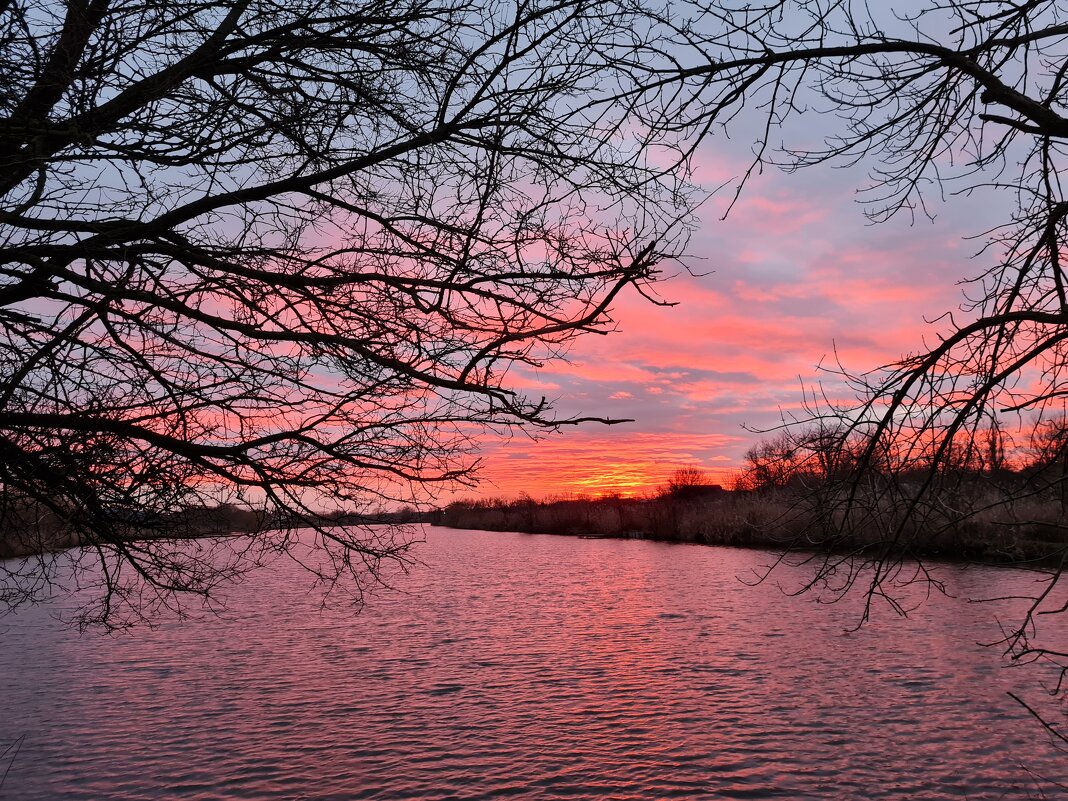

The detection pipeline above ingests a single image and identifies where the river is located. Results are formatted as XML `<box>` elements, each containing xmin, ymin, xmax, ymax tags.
<box><xmin>1</xmin><ymin>526</ymin><xmax>1065</xmax><ymax>799</ymax></box>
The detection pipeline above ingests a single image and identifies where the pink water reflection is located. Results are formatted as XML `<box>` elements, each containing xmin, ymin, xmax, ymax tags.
<box><xmin>0</xmin><ymin>527</ymin><xmax>1064</xmax><ymax>799</ymax></box>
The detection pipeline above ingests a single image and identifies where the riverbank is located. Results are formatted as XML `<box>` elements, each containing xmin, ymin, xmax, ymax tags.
<box><xmin>437</xmin><ymin>490</ymin><xmax>1068</xmax><ymax>566</ymax></box>
<box><xmin>4</xmin><ymin>488</ymin><xmax>1063</xmax><ymax>569</ymax></box>
<box><xmin>0</xmin><ymin>503</ymin><xmax>431</xmax><ymax>560</ymax></box>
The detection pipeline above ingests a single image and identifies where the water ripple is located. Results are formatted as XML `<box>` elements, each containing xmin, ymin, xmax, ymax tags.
<box><xmin>1</xmin><ymin>526</ymin><xmax>1065</xmax><ymax>799</ymax></box>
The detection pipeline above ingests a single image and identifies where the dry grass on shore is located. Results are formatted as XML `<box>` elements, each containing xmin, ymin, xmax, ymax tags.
<box><xmin>437</xmin><ymin>487</ymin><xmax>1068</xmax><ymax>567</ymax></box>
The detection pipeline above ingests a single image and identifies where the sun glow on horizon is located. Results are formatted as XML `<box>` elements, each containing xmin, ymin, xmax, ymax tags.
<box><xmin>469</xmin><ymin>430</ymin><xmax>739</xmax><ymax>501</ymax></box>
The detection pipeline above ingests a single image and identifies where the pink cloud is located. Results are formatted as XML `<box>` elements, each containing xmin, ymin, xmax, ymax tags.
<box><xmin>463</xmin><ymin>148</ymin><xmax>1011</xmax><ymax>500</ymax></box>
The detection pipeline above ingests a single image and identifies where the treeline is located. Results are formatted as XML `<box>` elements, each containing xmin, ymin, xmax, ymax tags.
<box><xmin>0</xmin><ymin>499</ymin><xmax>435</xmax><ymax>559</ymax></box>
<box><xmin>735</xmin><ymin>418</ymin><xmax>1068</xmax><ymax>495</ymax></box>
<box><xmin>731</xmin><ymin>419</ymin><xmax>1068</xmax><ymax>564</ymax></box>
<box><xmin>0</xmin><ymin>500</ymin><xmax>277</xmax><ymax>559</ymax></box>
<box><xmin>438</xmin><ymin>476</ymin><xmax>800</xmax><ymax>549</ymax></box>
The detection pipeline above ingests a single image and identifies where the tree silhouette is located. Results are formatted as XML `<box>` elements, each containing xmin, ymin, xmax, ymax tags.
<box><xmin>0</xmin><ymin>0</ymin><xmax>713</xmax><ymax>625</ymax></box>
<box><xmin>665</xmin><ymin>466</ymin><xmax>709</xmax><ymax>493</ymax></box>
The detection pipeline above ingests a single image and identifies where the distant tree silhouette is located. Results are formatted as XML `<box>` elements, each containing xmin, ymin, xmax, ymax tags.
<box><xmin>1025</xmin><ymin>415</ymin><xmax>1068</xmax><ymax>512</ymax></box>
<box><xmin>737</xmin><ymin>423</ymin><xmax>864</xmax><ymax>492</ymax></box>
<box><xmin>737</xmin><ymin>434</ymin><xmax>801</xmax><ymax>493</ymax></box>
<box><xmin>0</xmin><ymin>0</ymin><xmax>715</xmax><ymax>626</ymax></box>
<box><xmin>664</xmin><ymin>466</ymin><xmax>710</xmax><ymax>494</ymax></box>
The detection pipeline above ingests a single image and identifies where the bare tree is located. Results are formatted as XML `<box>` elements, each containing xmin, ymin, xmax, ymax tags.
<box><xmin>1024</xmin><ymin>414</ymin><xmax>1068</xmax><ymax>512</ymax></box>
<box><xmin>736</xmin><ymin>433</ymin><xmax>803</xmax><ymax>492</ymax></box>
<box><xmin>0</xmin><ymin>0</ymin><xmax>716</xmax><ymax>626</ymax></box>
<box><xmin>664</xmin><ymin>465</ymin><xmax>710</xmax><ymax>494</ymax></box>
<box><xmin>638</xmin><ymin>1</ymin><xmax>1068</xmax><ymax>740</ymax></box>
<box><xmin>737</xmin><ymin>423</ymin><xmax>864</xmax><ymax>492</ymax></box>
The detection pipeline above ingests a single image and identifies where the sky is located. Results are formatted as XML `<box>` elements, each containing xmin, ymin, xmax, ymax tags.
<box><xmin>468</xmin><ymin>134</ymin><xmax>1009</xmax><ymax>500</ymax></box>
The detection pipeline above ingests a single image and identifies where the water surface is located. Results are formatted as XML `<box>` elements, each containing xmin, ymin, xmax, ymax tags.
<box><xmin>1</xmin><ymin>527</ymin><xmax>1065</xmax><ymax>799</ymax></box>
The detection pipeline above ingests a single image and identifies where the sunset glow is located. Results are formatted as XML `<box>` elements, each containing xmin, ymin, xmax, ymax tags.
<box><xmin>477</xmin><ymin>431</ymin><xmax>741</xmax><ymax>499</ymax></box>
<box><xmin>472</xmin><ymin>157</ymin><xmax>1007</xmax><ymax>500</ymax></box>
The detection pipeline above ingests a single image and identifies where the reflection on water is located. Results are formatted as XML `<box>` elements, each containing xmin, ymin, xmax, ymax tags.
<box><xmin>1</xmin><ymin>526</ymin><xmax>1065</xmax><ymax>799</ymax></box>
